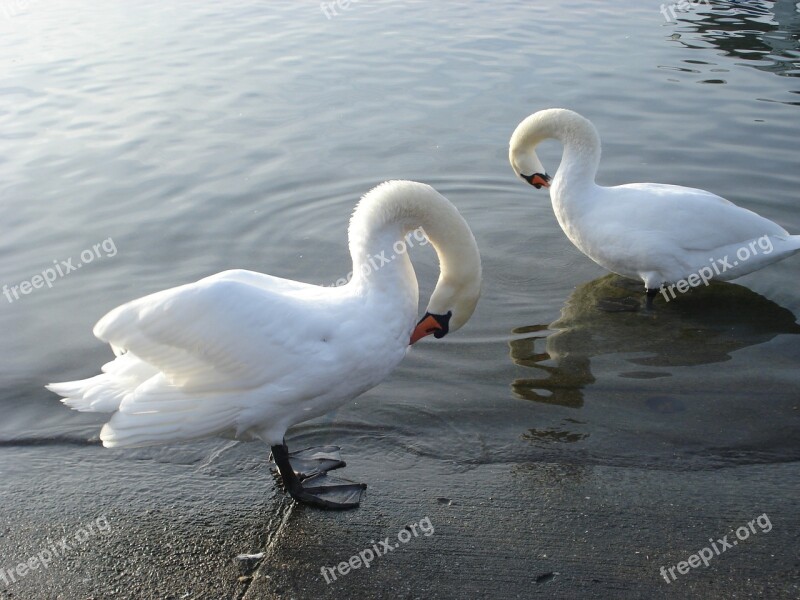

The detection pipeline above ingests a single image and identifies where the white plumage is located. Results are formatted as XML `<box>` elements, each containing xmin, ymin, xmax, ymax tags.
<box><xmin>509</xmin><ymin>108</ymin><xmax>800</xmax><ymax>291</ymax></box>
<box><xmin>47</xmin><ymin>181</ymin><xmax>482</xmax><ymax>459</ymax></box>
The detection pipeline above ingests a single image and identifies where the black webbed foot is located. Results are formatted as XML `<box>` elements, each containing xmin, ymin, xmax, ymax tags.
<box><xmin>286</xmin><ymin>445</ymin><xmax>346</xmax><ymax>480</ymax></box>
<box><xmin>270</xmin><ymin>443</ymin><xmax>366</xmax><ymax>510</ymax></box>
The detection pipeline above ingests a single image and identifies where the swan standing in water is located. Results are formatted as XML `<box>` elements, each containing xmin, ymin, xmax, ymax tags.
<box><xmin>47</xmin><ymin>180</ymin><xmax>482</xmax><ymax>509</ymax></box>
<box><xmin>509</xmin><ymin>108</ymin><xmax>800</xmax><ymax>306</ymax></box>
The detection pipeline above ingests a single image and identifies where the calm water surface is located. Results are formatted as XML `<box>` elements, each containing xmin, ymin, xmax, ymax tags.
<box><xmin>1</xmin><ymin>1</ymin><xmax>799</xmax><ymax>474</ymax></box>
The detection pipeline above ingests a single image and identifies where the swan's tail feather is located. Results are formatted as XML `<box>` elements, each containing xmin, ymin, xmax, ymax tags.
<box><xmin>48</xmin><ymin>329</ymin><xmax>268</xmax><ymax>447</ymax></box>
<box><xmin>772</xmin><ymin>234</ymin><xmax>800</xmax><ymax>258</ymax></box>
<box><xmin>46</xmin><ymin>375</ymin><xmax>129</xmax><ymax>413</ymax></box>
<box><xmin>49</xmin><ymin>353</ymin><xmax>253</xmax><ymax>448</ymax></box>
<box><xmin>46</xmin><ymin>352</ymin><xmax>159</xmax><ymax>413</ymax></box>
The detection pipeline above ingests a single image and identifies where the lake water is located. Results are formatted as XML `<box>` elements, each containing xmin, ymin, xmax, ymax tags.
<box><xmin>1</xmin><ymin>0</ymin><xmax>799</xmax><ymax>500</ymax></box>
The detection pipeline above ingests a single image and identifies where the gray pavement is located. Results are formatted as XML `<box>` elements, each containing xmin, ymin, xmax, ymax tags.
<box><xmin>1</xmin><ymin>436</ymin><xmax>798</xmax><ymax>599</ymax></box>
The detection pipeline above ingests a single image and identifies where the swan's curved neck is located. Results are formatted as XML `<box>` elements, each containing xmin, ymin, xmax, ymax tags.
<box><xmin>348</xmin><ymin>220</ymin><xmax>417</xmax><ymax>294</ymax></box>
<box><xmin>556</xmin><ymin>129</ymin><xmax>601</xmax><ymax>195</ymax></box>
<box><xmin>523</xmin><ymin>109</ymin><xmax>602</xmax><ymax>195</ymax></box>
<box><xmin>346</xmin><ymin>181</ymin><xmax>479</xmax><ymax>302</ymax></box>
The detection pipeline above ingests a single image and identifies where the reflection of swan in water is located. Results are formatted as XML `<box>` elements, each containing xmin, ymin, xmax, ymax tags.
<box><xmin>667</xmin><ymin>0</ymin><xmax>800</xmax><ymax>81</ymax></box>
<box><xmin>510</xmin><ymin>274</ymin><xmax>800</xmax><ymax>407</ymax></box>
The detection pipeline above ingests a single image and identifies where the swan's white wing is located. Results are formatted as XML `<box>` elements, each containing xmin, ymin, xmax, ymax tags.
<box><xmin>93</xmin><ymin>269</ymin><xmax>334</xmax><ymax>393</ymax></box>
<box><xmin>48</xmin><ymin>269</ymin><xmax>359</xmax><ymax>447</ymax></box>
<box><xmin>577</xmin><ymin>184</ymin><xmax>793</xmax><ymax>285</ymax></box>
<box><xmin>602</xmin><ymin>184</ymin><xmax>789</xmax><ymax>252</ymax></box>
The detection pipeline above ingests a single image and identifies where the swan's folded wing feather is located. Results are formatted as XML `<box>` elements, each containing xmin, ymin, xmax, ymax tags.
<box><xmin>93</xmin><ymin>270</ymin><xmax>328</xmax><ymax>392</ymax></box>
<box><xmin>606</xmin><ymin>184</ymin><xmax>789</xmax><ymax>252</ymax></box>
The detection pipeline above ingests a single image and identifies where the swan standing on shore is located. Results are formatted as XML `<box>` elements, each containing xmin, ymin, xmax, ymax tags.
<box><xmin>509</xmin><ymin>108</ymin><xmax>800</xmax><ymax>305</ymax></box>
<box><xmin>47</xmin><ymin>180</ymin><xmax>482</xmax><ymax>509</ymax></box>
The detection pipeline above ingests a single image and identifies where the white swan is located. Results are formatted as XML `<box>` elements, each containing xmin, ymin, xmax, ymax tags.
<box><xmin>46</xmin><ymin>180</ymin><xmax>482</xmax><ymax>509</ymax></box>
<box><xmin>509</xmin><ymin>108</ymin><xmax>800</xmax><ymax>304</ymax></box>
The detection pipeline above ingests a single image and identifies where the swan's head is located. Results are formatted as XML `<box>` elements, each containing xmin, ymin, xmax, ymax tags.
<box><xmin>508</xmin><ymin>108</ymin><xmax>572</xmax><ymax>190</ymax></box>
<box><xmin>510</xmin><ymin>108</ymin><xmax>601</xmax><ymax>190</ymax></box>
<box><xmin>509</xmin><ymin>118</ymin><xmax>551</xmax><ymax>190</ymax></box>
<box><xmin>410</xmin><ymin>272</ymin><xmax>481</xmax><ymax>344</ymax></box>
<box><xmin>402</xmin><ymin>183</ymin><xmax>482</xmax><ymax>344</ymax></box>
<box><xmin>349</xmin><ymin>180</ymin><xmax>481</xmax><ymax>345</ymax></box>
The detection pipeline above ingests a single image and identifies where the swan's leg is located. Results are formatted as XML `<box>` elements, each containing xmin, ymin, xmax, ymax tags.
<box><xmin>645</xmin><ymin>288</ymin><xmax>659</xmax><ymax>310</ymax></box>
<box><xmin>271</xmin><ymin>443</ymin><xmax>366</xmax><ymax>510</ymax></box>
<box><xmin>285</xmin><ymin>445</ymin><xmax>346</xmax><ymax>480</ymax></box>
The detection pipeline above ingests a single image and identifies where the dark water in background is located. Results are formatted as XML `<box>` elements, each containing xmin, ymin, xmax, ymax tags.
<box><xmin>0</xmin><ymin>0</ymin><xmax>798</xmax><ymax>474</ymax></box>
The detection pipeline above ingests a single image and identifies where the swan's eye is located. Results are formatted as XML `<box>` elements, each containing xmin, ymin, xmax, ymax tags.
<box><xmin>522</xmin><ymin>172</ymin><xmax>551</xmax><ymax>189</ymax></box>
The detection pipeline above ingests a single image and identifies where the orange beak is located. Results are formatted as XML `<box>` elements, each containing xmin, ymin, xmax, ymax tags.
<box><xmin>522</xmin><ymin>172</ymin><xmax>551</xmax><ymax>189</ymax></box>
<box><xmin>410</xmin><ymin>314</ymin><xmax>443</xmax><ymax>345</ymax></box>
